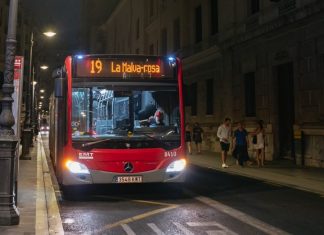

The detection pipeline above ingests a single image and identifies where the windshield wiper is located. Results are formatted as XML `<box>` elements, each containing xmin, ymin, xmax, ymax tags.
<box><xmin>162</xmin><ymin>130</ymin><xmax>176</xmax><ymax>138</ymax></box>
<box><xmin>81</xmin><ymin>138</ymin><xmax>111</xmax><ymax>147</ymax></box>
<box><xmin>142</xmin><ymin>133</ymin><xmax>171</xmax><ymax>149</ymax></box>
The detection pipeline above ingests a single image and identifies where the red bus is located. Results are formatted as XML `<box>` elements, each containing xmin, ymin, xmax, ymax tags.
<box><xmin>49</xmin><ymin>55</ymin><xmax>186</xmax><ymax>191</ymax></box>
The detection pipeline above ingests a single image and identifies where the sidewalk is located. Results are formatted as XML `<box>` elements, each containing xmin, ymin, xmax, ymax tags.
<box><xmin>0</xmin><ymin>136</ymin><xmax>63</xmax><ymax>235</ymax></box>
<box><xmin>188</xmin><ymin>151</ymin><xmax>324</xmax><ymax>196</ymax></box>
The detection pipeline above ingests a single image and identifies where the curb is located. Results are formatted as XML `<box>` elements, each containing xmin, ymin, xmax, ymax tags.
<box><xmin>37</xmin><ymin>137</ymin><xmax>64</xmax><ymax>235</ymax></box>
<box><xmin>189</xmin><ymin>160</ymin><xmax>324</xmax><ymax>197</ymax></box>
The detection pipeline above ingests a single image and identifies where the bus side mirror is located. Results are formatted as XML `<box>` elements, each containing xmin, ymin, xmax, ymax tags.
<box><xmin>55</xmin><ymin>77</ymin><xmax>65</xmax><ymax>98</ymax></box>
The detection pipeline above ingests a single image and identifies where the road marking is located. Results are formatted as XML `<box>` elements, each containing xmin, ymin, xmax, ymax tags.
<box><xmin>206</xmin><ymin>230</ymin><xmax>225</xmax><ymax>235</ymax></box>
<box><xmin>190</xmin><ymin>193</ymin><xmax>290</xmax><ymax>235</ymax></box>
<box><xmin>187</xmin><ymin>222</ymin><xmax>238</xmax><ymax>235</ymax></box>
<box><xmin>95</xmin><ymin>195</ymin><xmax>176</xmax><ymax>207</ymax></box>
<box><xmin>36</xmin><ymin>138</ymin><xmax>49</xmax><ymax>235</ymax></box>
<box><xmin>39</xmin><ymin>136</ymin><xmax>64</xmax><ymax>235</ymax></box>
<box><xmin>173</xmin><ymin>222</ymin><xmax>195</xmax><ymax>235</ymax></box>
<box><xmin>121</xmin><ymin>224</ymin><xmax>136</xmax><ymax>235</ymax></box>
<box><xmin>94</xmin><ymin>204</ymin><xmax>178</xmax><ymax>234</ymax></box>
<box><xmin>133</xmin><ymin>199</ymin><xmax>176</xmax><ymax>207</ymax></box>
<box><xmin>63</xmin><ymin>218</ymin><xmax>75</xmax><ymax>224</ymax></box>
<box><xmin>148</xmin><ymin>223</ymin><xmax>165</xmax><ymax>235</ymax></box>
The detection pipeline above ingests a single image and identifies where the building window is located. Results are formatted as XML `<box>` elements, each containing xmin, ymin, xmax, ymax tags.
<box><xmin>250</xmin><ymin>0</ymin><xmax>260</xmax><ymax>15</ymax></box>
<box><xmin>206</xmin><ymin>79</ymin><xmax>213</xmax><ymax>115</ymax></box>
<box><xmin>173</xmin><ymin>18</ymin><xmax>180</xmax><ymax>52</ymax></box>
<box><xmin>190</xmin><ymin>83</ymin><xmax>197</xmax><ymax>116</ymax></box>
<box><xmin>210</xmin><ymin>0</ymin><xmax>218</xmax><ymax>35</ymax></box>
<box><xmin>244</xmin><ymin>72</ymin><xmax>256</xmax><ymax>117</ymax></box>
<box><xmin>0</xmin><ymin>8</ymin><xmax>3</xmax><ymax>26</ymax></box>
<box><xmin>136</xmin><ymin>18</ymin><xmax>140</xmax><ymax>39</ymax></box>
<box><xmin>195</xmin><ymin>5</ymin><xmax>202</xmax><ymax>43</ymax></box>
<box><xmin>149</xmin><ymin>44</ymin><xmax>154</xmax><ymax>55</ymax></box>
<box><xmin>135</xmin><ymin>48</ymin><xmax>140</xmax><ymax>54</ymax></box>
<box><xmin>161</xmin><ymin>28</ymin><xmax>167</xmax><ymax>55</ymax></box>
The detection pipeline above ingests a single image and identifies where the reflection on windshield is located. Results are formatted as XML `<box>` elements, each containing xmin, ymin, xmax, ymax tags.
<box><xmin>71</xmin><ymin>87</ymin><xmax>180</xmax><ymax>143</ymax></box>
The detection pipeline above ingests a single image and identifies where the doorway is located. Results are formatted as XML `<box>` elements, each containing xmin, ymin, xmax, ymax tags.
<box><xmin>277</xmin><ymin>62</ymin><xmax>295</xmax><ymax>159</ymax></box>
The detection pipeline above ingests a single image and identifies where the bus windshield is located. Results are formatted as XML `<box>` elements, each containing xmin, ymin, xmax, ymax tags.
<box><xmin>71</xmin><ymin>85</ymin><xmax>180</xmax><ymax>149</ymax></box>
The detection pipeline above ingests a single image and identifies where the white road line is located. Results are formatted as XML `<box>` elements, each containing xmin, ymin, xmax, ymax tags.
<box><xmin>206</xmin><ymin>230</ymin><xmax>226</xmax><ymax>235</ymax></box>
<box><xmin>147</xmin><ymin>223</ymin><xmax>165</xmax><ymax>235</ymax></box>
<box><xmin>187</xmin><ymin>222</ymin><xmax>238</xmax><ymax>235</ymax></box>
<box><xmin>173</xmin><ymin>222</ymin><xmax>195</xmax><ymax>235</ymax></box>
<box><xmin>194</xmin><ymin>195</ymin><xmax>291</xmax><ymax>235</ymax></box>
<box><xmin>121</xmin><ymin>224</ymin><xmax>136</xmax><ymax>235</ymax></box>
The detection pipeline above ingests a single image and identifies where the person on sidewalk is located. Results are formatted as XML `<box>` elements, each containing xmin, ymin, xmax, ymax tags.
<box><xmin>217</xmin><ymin>117</ymin><xmax>232</xmax><ymax>168</ymax></box>
<box><xmin>193</xmin><ymin>122</ymin><xmax>204</xmax><ymax>154</ymax></box>
<box><xmin>185</xmin><ymin>123</ymin><xmax>192</xmax><ymax>154</ymax></box>
<box><xmin>232</xmin><ymin>121</ymin><xmax>250</xmax><ymax>167</ymax></box>
<box><xmin>252</xmin><ymin>120</ymin><xmax>265</xmax><ymax>167</ymax></box>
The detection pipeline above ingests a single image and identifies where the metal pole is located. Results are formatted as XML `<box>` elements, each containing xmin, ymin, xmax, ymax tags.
<box><xmin>25</xmin><ymin>32</ymin><xmax>33</xmax><ymax>127</ymax></box>
<box><xmin>21</xmin><ymin>32</ymin><xmax>34</xmax><ymax>160</ymax></box>
<box><xmin>0</xmin><ymin>0</ymin><xmax>20</xmax><ymax>225</ymax></box>
<box><xmin>31</xmin><ymin>67</ymin><xmax>35</xmax><ymax>131</ymax></box>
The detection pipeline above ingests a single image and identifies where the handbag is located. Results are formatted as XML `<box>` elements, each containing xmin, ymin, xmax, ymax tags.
<box><xmin>252</xmin><ymin>135</ymin><xmax>257</xmax><ymax>144</ymax></box>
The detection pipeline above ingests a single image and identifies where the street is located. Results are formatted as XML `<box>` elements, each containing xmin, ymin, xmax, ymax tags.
<box><xmin>41</xmin><ymin>136</ymin><xmax>324</xmax><ymax>235</ymax></box>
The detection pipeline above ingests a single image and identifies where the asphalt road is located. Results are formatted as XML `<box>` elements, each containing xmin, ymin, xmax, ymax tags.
<box><xmin>42</xmin><ymin>135</ymin><xmax>324</xmax><ymax>235</ymax></box>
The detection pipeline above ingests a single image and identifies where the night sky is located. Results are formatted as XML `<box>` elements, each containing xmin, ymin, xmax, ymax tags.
<box><xmin>20</xmin><ymin>0</ymin><xmax>118</xmax><ymax>109</ymax></box>
<box><xmin>21</xmin><ymin>0</ymin><xmax>83</xmax><ymax>109</ymax></box>
<box><xmin>22</xmin><ymin>0</ymin><xmax>82</xmax><ymax>53</ymax></box>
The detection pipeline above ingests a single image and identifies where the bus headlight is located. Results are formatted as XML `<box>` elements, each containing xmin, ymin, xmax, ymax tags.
<box><xmin>166</xmin><ymin>159</ymin><xmax>186</xmax><ymax>172</ymax></box>
<box><xmin>65</xmin><ymin>160</ymin><xmax>90</xmax><ymax>174</ymax></box>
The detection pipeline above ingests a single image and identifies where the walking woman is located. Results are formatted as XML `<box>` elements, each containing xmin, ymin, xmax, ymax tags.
<box><xmin>185</xmin><ymin>123</ymin><xmax>192</xmax><ymax>154</ymax></box>
<box><xmin>252</xmin><ymin>120</ymin><xmax>265</xmax><ymax>167</ymax></box>
<box><xmin>193</xmin><ymin>122</ymin><xmax>203</xmax><ymax>154</ymax></box>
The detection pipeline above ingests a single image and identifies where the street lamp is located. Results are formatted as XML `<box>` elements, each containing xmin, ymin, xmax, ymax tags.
<box><xmin>0</xmin><ymin>0</ymin><xmax>20</xmax><ymax>225</ymax></box>
<box><xmin>25</xmin><ymin>30</ymin><xmax>56</xmax><ymax>128</ymax></box>
<box><xmin>40</xmin><ymin>65</ymin><xmax>49</xmax><ymax>70</ymax></box>
<box><xmin>43</xmin><ymin>31</ymin><xmax>56</xmax><ymax>37</ymax></box>
<box><xmin>22</xmin><ymin>29</ymin><xmax>56</xmax><ymax>159</ymax></box>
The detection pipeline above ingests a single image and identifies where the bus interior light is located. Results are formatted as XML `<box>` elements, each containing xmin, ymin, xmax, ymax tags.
<box><xmin>166</xmin><ymin>159</ymin><xmax>186</xmax><ymax>172</ymax></box>
<box><xmin>65</xmin><ymin>160</ymin><xmax>90</xmax><ymax>174</ymax></box>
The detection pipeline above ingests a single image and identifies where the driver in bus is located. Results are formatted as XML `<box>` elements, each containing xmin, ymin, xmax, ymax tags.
<box><xmin>140</xmin><ymin>109</ymin><xmax>165</xmax><ymax>127</ymax></box>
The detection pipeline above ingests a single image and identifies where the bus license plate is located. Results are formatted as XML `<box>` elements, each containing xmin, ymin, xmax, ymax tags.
<box><xmin>115</xmin><ymin>176</ymin><xmax>143</xmax><ymax>183</ymax></box>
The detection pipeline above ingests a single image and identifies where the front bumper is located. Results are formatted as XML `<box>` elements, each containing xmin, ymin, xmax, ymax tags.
<box><xmin>62</xmin><ymin>168</ymin><xmax>186</xmax><ymax>185</ymax></box>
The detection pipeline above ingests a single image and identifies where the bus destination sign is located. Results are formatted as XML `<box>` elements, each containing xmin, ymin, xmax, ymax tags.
<box><xmin>74</xmin><ymin>56</ymin><xmax>175</xmax><ymax>79</ymax></box>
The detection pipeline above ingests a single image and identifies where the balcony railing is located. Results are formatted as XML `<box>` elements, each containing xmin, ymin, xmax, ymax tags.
<box><xmin>279</xmin><ymin>0</ymin><xmax>296</xmax><ymax>15</ymax></box>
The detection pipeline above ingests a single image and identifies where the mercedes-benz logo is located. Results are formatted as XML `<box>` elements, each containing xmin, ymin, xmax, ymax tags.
<box><xmin>124</xmin><ymin>162</ymin><xmax>133</xmax><ymax>172</ymax></box>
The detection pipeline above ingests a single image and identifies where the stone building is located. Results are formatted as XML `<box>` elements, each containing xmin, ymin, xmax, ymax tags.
<box><xmin>87</xmin><ymin>0</ymin><xmax>324</xmax><ymax>168</ymax></box>
<box><xmin>0</xmin><ymin>0</ymin><xmax>9</xmax><ymax>74</ymax></box>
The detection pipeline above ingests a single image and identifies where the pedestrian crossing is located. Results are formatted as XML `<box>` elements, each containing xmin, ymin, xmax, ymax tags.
<box><xmin>120</xmin><ymin>221</ymin><xmax>237</xmax><ymax>235</ymax></box>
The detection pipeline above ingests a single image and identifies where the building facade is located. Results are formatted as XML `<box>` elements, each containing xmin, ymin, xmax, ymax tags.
<box><xmin>0</xmin><ymin>0</ymin><xmax>9</xmax><ymax>74</ymax></box>
<box><xmin>90</xmin><ymin>0</ymin><xmax>324</xmax><ymax>168</ymax></box>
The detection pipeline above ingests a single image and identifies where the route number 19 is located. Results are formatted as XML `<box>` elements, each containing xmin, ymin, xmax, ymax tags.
<box><xmin>90</xmin><ymin>59</ymin><xmax>103</xmax><ymax>74</ymax></box>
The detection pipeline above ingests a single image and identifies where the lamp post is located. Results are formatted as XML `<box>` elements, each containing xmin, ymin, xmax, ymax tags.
<box><xmin>0</xmin><ymin>0</ymin><xmax>20</xmax><ymax>225</ymax></box>
<box><xmin>22</xmin><ymin>30</ymin><xmax>56</xmax><ymax>159</ymax></box>
<box><xmin>31</xmin><ymin>79</ymin><xmax>37</xmax><ymax>134</ymax></box>
<box><xmin>21</xmin><ymin>33</ymin><xmax>34</xmax><ymax>159</ymax></box>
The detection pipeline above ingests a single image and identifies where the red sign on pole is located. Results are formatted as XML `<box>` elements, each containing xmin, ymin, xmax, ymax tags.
<box><xmin>13</xmin><ymin>56</ymin><xmax>24</xmax><ymax>137</ymax></box>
